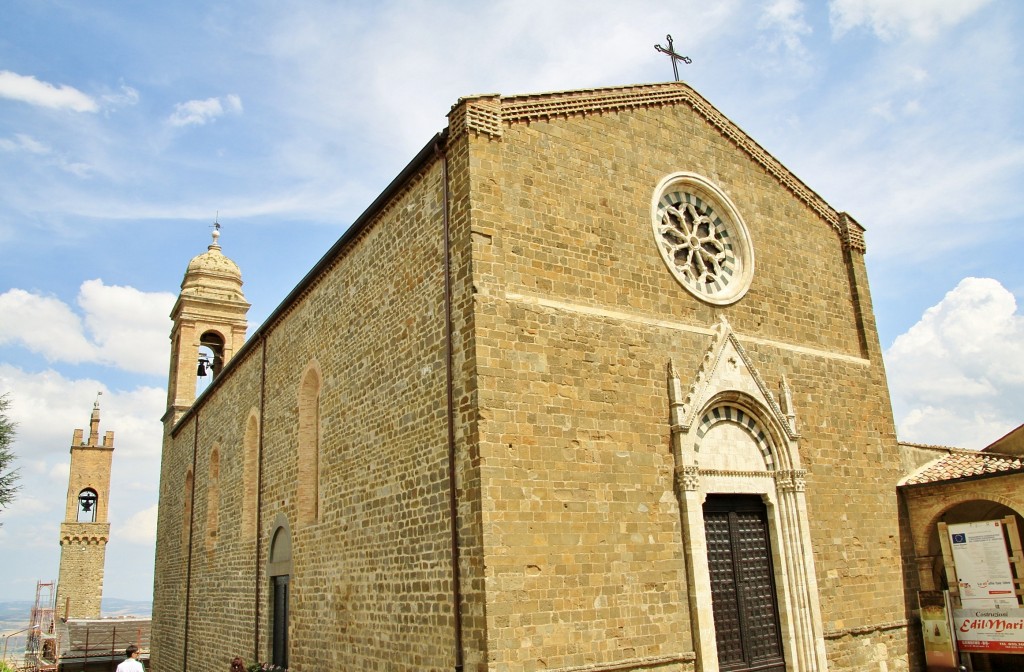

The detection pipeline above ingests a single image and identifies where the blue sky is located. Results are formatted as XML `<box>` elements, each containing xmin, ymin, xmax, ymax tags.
<box><xmin>0</xmin><ymin>0</ymin><xmax>1021</xmax><ymax>603</ymax></box>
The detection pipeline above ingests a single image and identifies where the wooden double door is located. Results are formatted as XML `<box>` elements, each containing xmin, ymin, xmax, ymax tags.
<box><xmin>704</xmin><ymin>495</ymin><xmax>786</xmax><ymax>672</ymax></box>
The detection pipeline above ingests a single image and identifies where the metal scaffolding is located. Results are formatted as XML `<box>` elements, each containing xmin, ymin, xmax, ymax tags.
<box><xmin>24</xmin><ymin>581</ymin><xmax>57</xmax><ymax>672</ymax></box>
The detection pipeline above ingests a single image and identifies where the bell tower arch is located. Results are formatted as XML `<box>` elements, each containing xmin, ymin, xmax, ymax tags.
<box><xmin>56</xmin><ymin>394</ymin><xmax>114</xmax><ymax>620</ymax></box>
<box><xmin>165</xmin><ymin>224</ymin><xmax>250</xmax><ymax>424</ymax></box>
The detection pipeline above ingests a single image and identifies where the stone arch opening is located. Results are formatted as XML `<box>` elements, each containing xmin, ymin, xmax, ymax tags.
<box><xmin>76</xmin><ymin>488</ymin><xmax>99</xmax><ymax>523</ymax></box>
<box><xmin>924</xmin><ymin>499</ymin><xmax>1024</xmax><ymax>592</ymax></box>
<box><xmin>198</xmin><ymin>330</ymin><xmax>226</xmax><ymax>378</ymax></box>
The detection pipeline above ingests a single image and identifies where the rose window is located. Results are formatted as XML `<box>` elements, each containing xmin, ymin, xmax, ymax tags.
<box><xmin>651</xmin><ymin>173</ymin><xmax>754</xmax><ymax>305</ymax></box>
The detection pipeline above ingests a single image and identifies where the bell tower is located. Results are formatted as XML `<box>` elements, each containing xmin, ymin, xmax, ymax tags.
<box><xmin>164</xmin><ymin>224</ymin><xmax>250</xmax><ymax>425</ymax></box>
<box><xmin>56</xmin><ymin>394</ymin><xmax>114</xmax><ymax>620</ymax></box>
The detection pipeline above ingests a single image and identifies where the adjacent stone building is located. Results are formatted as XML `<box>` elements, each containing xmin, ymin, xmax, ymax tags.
<box><xmin>899</xmin><ymin>428</ymin><xmax>1024</xmax><ymax>672</ymax></box>
<box><xmin>151</xmin><ymin>82</ymin><xmax>916</xmax><ymax>672</ymax></box>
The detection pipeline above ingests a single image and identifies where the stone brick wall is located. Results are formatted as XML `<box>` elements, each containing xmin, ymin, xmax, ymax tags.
<box><xmin>153</xmin><ymin>154</ymin><xmax>467</xmax><ymax>672</ymax></box>
<box><xmin>56</xmin><ymin>522</ymin><xmax>109</xmax><ymax>619</ymax></box>
<box><xmin>461</xmin><ymin>86</ymin><xmax>908</xmax><ymax>671</ymax></box>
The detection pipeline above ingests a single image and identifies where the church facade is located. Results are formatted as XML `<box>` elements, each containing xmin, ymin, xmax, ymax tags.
<box><xmin>151</xmin><ymin>83</ymin><xmax>916</xmax><ymax>672</ymax></box>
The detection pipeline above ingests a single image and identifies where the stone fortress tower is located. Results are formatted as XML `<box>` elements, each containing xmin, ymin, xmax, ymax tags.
<box><xmin>164</xmin><ymin>224</ymin><xmax>250</xmax><ymax>425</ymax></box>
<box><xmin>56</xmin><ymin>394</ymin><xmax>114</xmax><ymax>620</ymax></box>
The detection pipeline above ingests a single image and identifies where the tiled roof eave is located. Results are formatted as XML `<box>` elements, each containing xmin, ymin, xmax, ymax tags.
<box><xmin>900</xmin><ymin>462</ymin><xmax>1024</xmax><ymax>489</ymax></box>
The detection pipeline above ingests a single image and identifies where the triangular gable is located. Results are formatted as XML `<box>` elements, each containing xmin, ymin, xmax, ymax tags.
<box><xmin>670</xmin><ymin>316</ymin><xmax>797</xmax><ymax>440</ymax></box>
<box><xmin>448</xmin><ymin>82</ymin><xmax>865</xmax><ymax>253</ymax></box>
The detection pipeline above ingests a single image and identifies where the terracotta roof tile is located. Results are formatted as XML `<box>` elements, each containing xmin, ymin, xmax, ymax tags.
<box><xmin>902</xmin><ymin>451</ymin><xmax>1024</xmax><ymax>486</ymax></box>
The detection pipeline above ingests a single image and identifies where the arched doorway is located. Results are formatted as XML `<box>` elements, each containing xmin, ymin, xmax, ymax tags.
<box><xmin>268</xmin><ymin>518</ymin><xmax>292</xmax><ymax>669</ymax></box>
<box><xmin>667</xmin><ymin>326</ymin><xmax>829</xmax><ymax>672</ymax></box>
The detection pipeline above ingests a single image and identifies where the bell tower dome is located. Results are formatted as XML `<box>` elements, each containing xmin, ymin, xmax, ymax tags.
<box><xmin>164</xmin><ymin>224</ymin><xmax>250</xmax><ymax>424</ymax></box>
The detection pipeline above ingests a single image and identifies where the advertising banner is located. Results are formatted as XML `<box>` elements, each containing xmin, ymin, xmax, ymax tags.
<box><xmin>919</xmin><ymin>590</ymin><xmax>958</xmax><ymax>671</ymax></box>
<box><xmin>953</xmin><ymin>607</ymin><xmax>1024</xmax><ymax>654</ymax></box>
<box><xmin>947</xmin><ymin>520</ymin><xmax>1017</xmax><ymax>608</ymax></box>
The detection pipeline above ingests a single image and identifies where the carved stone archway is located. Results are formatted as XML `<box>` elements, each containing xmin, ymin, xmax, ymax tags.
<box><xmin>668</xmin><ymin>318</ymin><xmax>828</xmax><ymax>672</ymax></box>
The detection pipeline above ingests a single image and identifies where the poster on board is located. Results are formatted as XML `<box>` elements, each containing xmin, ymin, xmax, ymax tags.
<box><xmin>947</xmin><ymin>520</ymin><xmax>1017</xmax><ymax>609</ymax></box>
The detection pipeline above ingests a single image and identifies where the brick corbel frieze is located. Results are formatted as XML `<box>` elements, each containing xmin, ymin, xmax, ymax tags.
<box><xmin>61</xmin><ymin>533</ymin><xmax>109</xmax><ymax>545</ymax></box>
<box><xmin>447</xmin><ymin>83</ymin><xmax>866</xmax><ymax>253</ymax></box>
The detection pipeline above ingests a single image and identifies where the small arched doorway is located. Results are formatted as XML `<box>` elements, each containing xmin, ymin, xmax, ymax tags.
<box><xmin>268</xmin><ymin>518</ymin><xmax>292</xmax><ymax>669</ymax></box>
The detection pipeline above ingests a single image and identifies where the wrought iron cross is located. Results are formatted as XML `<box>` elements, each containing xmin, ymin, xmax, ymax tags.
<box><xmin>654</xmin><ymin>34</ymin><xmax>692</xmax><ymax>81</ymax></box>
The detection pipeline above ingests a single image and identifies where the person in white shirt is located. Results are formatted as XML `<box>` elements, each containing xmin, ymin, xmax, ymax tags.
<box><xmin>115</xmin><ymin>644</ymin><xmax>144</xmax><ymax>672</ymax></box>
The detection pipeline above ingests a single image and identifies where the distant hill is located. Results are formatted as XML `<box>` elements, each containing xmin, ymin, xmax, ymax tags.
<box><xmin>0</xmin><ymin>598</ymin><xmax>151</xmax><ymax>637</ymax></box>
<box><xmin>100</xmin><ymin>598</ymin><xmax>152</xmax><ymax>618</ymax></box>
<box><xmin>1</xmin><ymin>598</ymin><xmax>151</xmax><ymax>663</ymax></box>
<box><xmin>1</xmin><ymin>601</ymin><xmax>33</xmax><ymax>663</ymax></box>
<box><xmin>0</xmin><ymin>600</ymin><xmax>33</xmax><ymax>633</ymax></box>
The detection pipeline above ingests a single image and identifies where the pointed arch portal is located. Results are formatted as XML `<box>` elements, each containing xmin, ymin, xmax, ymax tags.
<box><xmin>668</xmin><ymin>319</ymin><xmax>829</xmax><ymax>672</ymax></box>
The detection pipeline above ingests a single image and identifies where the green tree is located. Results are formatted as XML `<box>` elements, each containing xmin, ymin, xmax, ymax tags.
<box><xmin>0</xmin><ymin>393</ymin><xmax>20</xmax><ymax>517</ymax></box>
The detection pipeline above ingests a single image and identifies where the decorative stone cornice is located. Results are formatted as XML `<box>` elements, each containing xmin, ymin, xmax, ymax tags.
<box><xmin>775</xmin><ymin>469</ymin><xmax>807</xmax><ymax>492</ymax></box>
<box><xmin>839</xmin><ymin>212</ymin><xmax>866</xmax><ymax>253</ymax></box>
<box><xmin>449</xmin><ymin>94</ymin><xmax>503</xmax><ymax>139</ymax></box>
<box><xmin>824</xmin><ymin>619</ymin><xmax>909</xmax><ymax>639</ymax></box>
<box><xmin>447</xmin><ymin>82</ymin><xmax>864</xmax><ymax>251</ymax></box>
<box><xmin>61</xmin><ymin>534</ymin><xmax>109</xmax><ymax>545</ymax></box>
<box><xmin>676</xmin><ymin>465</ymin><xmax>700</xmax><ymax>491</ymax></box>
<box><xmin>699</xmin><ymin>468</ymin><xmax>774</xmax><ymax>480</ymax></box>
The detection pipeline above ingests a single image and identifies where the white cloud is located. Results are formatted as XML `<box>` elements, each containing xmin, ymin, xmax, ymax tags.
<box><xmin>830</xmin><ymin>0</ymin><xmax>994</xmax><ymax>41</ymax></box>
<box><xmin>101</xmin><ymin>82</ymin><xmax>140</xmax><ymax>108</ymax></box>
<box><xmin>759</xmin><ymin>0</ymin><xmax>813</xmax><ymax>64</ymax></box>
<box><xmin>0</xmin><ymin>70</ymin><xmax>98</xmax><ymax>112</ymax></box>
<box><xmin>261</xmin><ymin>1</ymin><xmax>735</xmax><ymax>158</ymax></box>
<box><xmin>77</xmin><ymin>279</ymin><xmax>176</xmax><ymax>375</ymax></box>
<box><xmin>0</xmin><ymin>366</ymin><xmax>165</xmax><ymax>462</ymax></box>
<box><xmin>0</xmin><ymin>288</ymin><xmax>100</xmax><ymax>363</ymax></box>
<box><xmin>113</xmin><ymin>504</ymin><xmax>158</xmax><ymax>546</ymax></box>
<box><xmin>50</xmin><ymin>461</ymin><xmax>70</xmax><ymax>482</ymax></box>
<box><xmin>885</xmin><ymin>277</ymin><xmax>1024</xmax><ymax>448</ymax></box>
<box><xmin>0</xmin><ymin>133</ymin><xmax>50</xmax><ymax>155</ymax></box>
<box><xmin>0</xmin><ymin>280</ymin><xmax>174</xmax><ymax>375</ymax></box>
<box><xmin>168</xmin><ymin>94</ymin><xmax>244</xmax><ymax>127</ymax></box>
<box><xmin>0</xmin><ymin>133</ymin><xmax>95</xmax><ymax>179</ymax></box>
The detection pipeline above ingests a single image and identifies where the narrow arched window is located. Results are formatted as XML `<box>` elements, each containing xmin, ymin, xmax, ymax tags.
<box><xmin>77</xmin><ymin>488</ymin><xmax>98</xmax><ymax>522</ymax></box>
<box><xmin>297</xmin><ymin>364</ymin><xmax>321</xmax><ymax>527</ymax></box>
<box><xmin>183</xmin><ymin>469</ymin><xmax>194</xmax><ymax>548</ymax></box>
<box><xmin>242</xmin><ymin>411</ymin><xmax>259</xmax><ymax>539</ymax></box>
<box><xmin>205</xmin><ymin>446</ymin><xmax>220</xmax><ymax>556</ymax></box>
